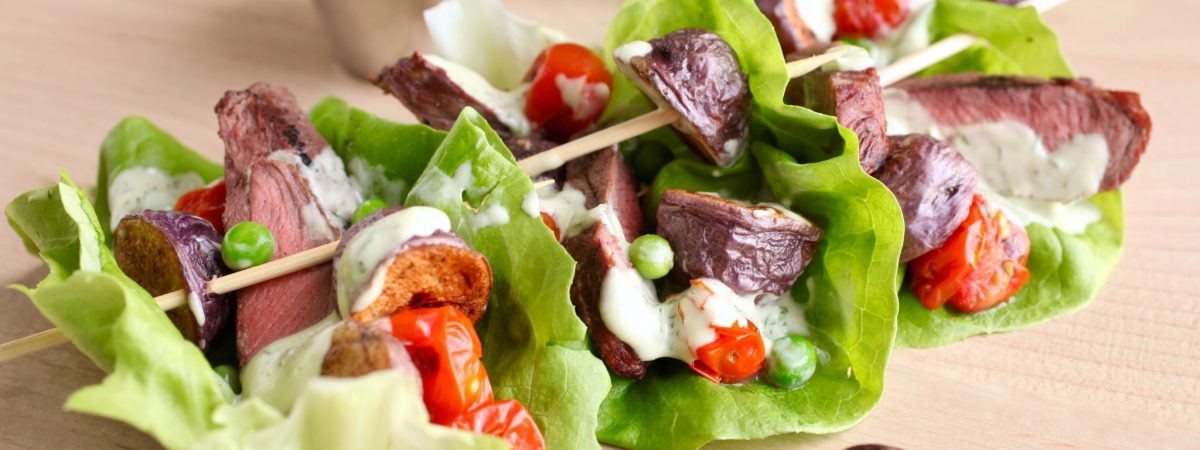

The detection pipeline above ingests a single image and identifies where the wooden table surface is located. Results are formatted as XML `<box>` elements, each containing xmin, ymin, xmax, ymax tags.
<box><xmin>1</xmin><ymin>0</ymin><xmax>1197</xmax><ymax>448</ymax></box>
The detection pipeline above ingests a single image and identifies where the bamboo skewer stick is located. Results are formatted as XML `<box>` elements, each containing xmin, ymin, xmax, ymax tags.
<box><xmin>0</xmin><ymin>9</ymin><xmax>1064</xmax><ymax>362</ymax></box>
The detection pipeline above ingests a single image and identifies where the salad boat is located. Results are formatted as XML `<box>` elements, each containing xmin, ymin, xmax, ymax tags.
<box><xmin>0</xmin><ymin>0</ymin><xmax>1150</xmax><ymax>449</ymax></box>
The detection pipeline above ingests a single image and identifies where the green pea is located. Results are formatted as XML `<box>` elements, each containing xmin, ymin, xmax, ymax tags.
<box><xmin>766</xmin><ymin>335</ymin><xmax>818</xmax><ymax>390</ymax></box>
<box><xmin>631</xmin><ymin>141</ymin><xmax>675</xmax><ymax>183</ymax></box>
<box><xmin>353</xmin><ymin>198</ymin><xmax>389</xmax><ymax>224</ymax></box>
<box><xmin>629</xmin><ymin>234</ymin><xmax>674</xmax><ymax>280</ymax></box>
<box><xmin>221</xmin><ymin>222</ymin><xmax>276</xmax><ymax>271</ymax></box>
<box><xmin>214</xmin><ymin>364</ymin><xmax>241</xmax><ymax>394</ymax></box>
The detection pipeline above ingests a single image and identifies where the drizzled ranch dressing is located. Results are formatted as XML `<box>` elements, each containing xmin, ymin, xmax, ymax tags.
<box><xmin>107</xmin><ymin>167</ymin><xmax>206</xmax><ymax>230</ymax></box>
<box><xmin>884</xmin><ymin>90</ymin><xmax>1107</xmax><ymax>234</ymax></box>
<box><xmin>242</xmin><ymin>314</ymin><xmax>341</xmax><ymax>412</ymax></box>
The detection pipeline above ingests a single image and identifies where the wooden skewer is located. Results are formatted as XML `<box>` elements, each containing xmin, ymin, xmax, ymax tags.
<box><xmin>0</xmin><ymin>9</ymin><xmax>1067</xmax><ymax>362</ymax></box>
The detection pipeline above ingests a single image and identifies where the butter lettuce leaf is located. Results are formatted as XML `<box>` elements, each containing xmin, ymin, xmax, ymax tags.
<box><xmin>94</xmin><ymin>117</ymin><xmax>224</xmax><ymax>233</ymax></box>
<box><xmin>922</xmin><ymin>0</ymin><xmax>1073</xmax><ymax>77</ymax></box>
<box><xmin>315</xmin><ymin>103</ymin><xmax>610</xmax><ymax>450</ymax></box>
<box><xmin>597</xmin><ymin>1</ymin><xmax>904</xmax><ymax>449</ymax></box>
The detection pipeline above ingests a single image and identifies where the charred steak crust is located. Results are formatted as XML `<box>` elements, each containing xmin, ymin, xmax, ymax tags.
<box><xmin>789</xmin><ymin>68</ymin><xmax>890</xmax><ymax>173</ymax></box>
<box><xmin>756</xmin><ymin>0</ymin><xmax>821</xmax><ymax>56</ymax></box>
<box><xmin>617</xmin><ymin>28</ymin><xmax>751</xmax><ymax>167</ymax></box>
<box><xmin>894</xmin><ymin>73</ymin><xmax>1152</xmax><ymax>192</ymax></box>
<box><xmin>563</xmin><ymin>146</ymin><xmax>644</xmax><ymax>241</ymax></box>
<box><xmin>374</xmin><ymin>52</ymin><xmax>512</xmax><ymax>134</ymax></box>
<box><xmin>874</xmin><ymin>134</ymin><xmax>978</xmax><ymax>262</ymax></box>
<box><xmin>216</xmin><ymin>82</ymin><xmax>330</xmax><ymax>193</ymax></box>
<box><xmin>656</xmin><ymin>190</ymin><xmax>822</xmax><ymax>296</ymax></box>
<box><xmin>563</xmin><ymin>222</ymin><xmax>648</xmax><ymax>379</ymax></box>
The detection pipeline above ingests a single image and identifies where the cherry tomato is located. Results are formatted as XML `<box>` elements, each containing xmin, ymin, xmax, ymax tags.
<box><xmin>947</xmin><ymin>205</ymin><xmax>1030</xmax><ymax>313</ymax></box>
<box><xmin>539</xmin><ymin>211</ymin><xmax>561</xmax><ymax>241</ymax></box>
<box><xmin>834</xmin><ymin>0</ymin><xmax>911</xmax><ymax>39</ymax></box>
<box><xmin>691</xmin><ymin>321</ymin><xmax>766</xmax><ymax>384</ymax></box>
<box><xmin>451</xmin><ymin>400</ymin><xmax>546</xmax><ymax>450</ymax></box>
<box><xmin>910</xmin><ymin>195</ymin><xmax>1032</xmax><ymax>313</ymax></box>
<box><xmin>524</xmin><ymin>43</ymin><xmax>613</xmax><ymax>141</ymax></box>
<box><xmin>174</xmin><ymin>181</ymin><xmax>226</xmax><ymax>233</ymax></box>
<box><xmin>390</xmin><ymin>306</ymin><xmax>494</xmax><ymax>425</ymax></box>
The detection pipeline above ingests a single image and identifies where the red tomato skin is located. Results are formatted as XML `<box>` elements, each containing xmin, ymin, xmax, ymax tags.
<box><xmin>523</xmin><ymin>43</ymin><xmax>613</xmax><ymax>141</ymax></box>
<box><xmin>450</xmin><ymin>400</ymin><xmax>546</xmax><ymax>450</ymax></box>
<box><xmin>910</xmin><ymin>195</ymin><xmax>1033</xmax><ymax>313</ymax></box>
<box><xmin>174</xmin><ymin>181</ymin><xmax>226</xmax><ymax>233</ymax></box>
<box><xmin>390</xmin><ymin>306</ymin><xmax>494</xmax><ymax>425</ymax></box>
<box><xmin>691</xmin><ymin>322</ymin><xmax>766</xmax><ymax>384</ymax></box>
<box><xmin>834</xmin><ymin>0</ymin><xmax>911</xmax><ymax>39</ymax></box>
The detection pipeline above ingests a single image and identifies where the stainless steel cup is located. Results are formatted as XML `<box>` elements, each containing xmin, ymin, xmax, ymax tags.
<box><xmin>312</xmin><ymin>0</ymin><xmax>441</xmax><ymax>79</ymax></box>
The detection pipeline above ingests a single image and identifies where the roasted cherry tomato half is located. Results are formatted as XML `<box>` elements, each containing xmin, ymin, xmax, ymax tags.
<box><xmin>175</xmin><ymin>181</ymin><xmax>226</xmax><ymax>233</ymax></box>
<box><xmin>691</xmin><ymin>321</ymin><xmax>766</xmax><ymax>384</ymax></box>
<box><xmin>524</xmin><ymin>43</ymin><xmax>613</xmax><ymax>141</ymax></box>
<box><xmin>834</xmin><ymin>0</ymin><xmax>911</xmax><ymax>39</ymax></box>
<box><xmin>451</xmin><ymin>400</ymin><xmax>546</xmax><ymax>450</ymax></box>
<box><xmin>390</xmin><ymin>306</ymin><xmax>494</xmax><ymax>425</ymax></box>
<box><xmin>539</xmin><ymin>211</ymin><xmax>561</xmax><ymax>241</ymax></box>
<box><xmin>910</xmin><ymin>195</ymin><xmax>1031</xmax><ymax>313</ymax></box>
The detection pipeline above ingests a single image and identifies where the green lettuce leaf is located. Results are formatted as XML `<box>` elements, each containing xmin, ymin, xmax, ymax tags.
<box><xmin>311</xmin><ymin>98</ymin><xmax>447</xmax><ymax>204</ymax></box>
<box><xmin>922</xmin><ymin>0</ymin><xmax>1073</xmax><ymax>77</ymax></box>
<box><xmin>314</xmin><ymin>103</ymin><xmax>611</xmax><ymax>450</ymax></box>
<box><xmin>893</xmin><ymin>0</ymin><xmax>1127</xmax><ymax>347</ymax></box>
<box><xmin>94</xmin><ymin>117</ymin><xmax>224</xmax><ymax>233</ymax></box>
<box><xmin>596</xmin><ymin>1</ymin><xmax>904</xmax><ymax>448</ymax></box>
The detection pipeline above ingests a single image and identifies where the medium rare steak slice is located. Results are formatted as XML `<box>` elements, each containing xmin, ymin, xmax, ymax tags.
<box><xmin>218</xmin><ymin>83</ymin><xmax>350</xmax><ymax>363</ymax></box>
<box><xmin>374</xmin><ymin>52</ymin><xmax>527</xmax><ymax>137</ymax></box>
<box><xmin>231</xmin><ymin>160</ymin><xmax>340</xmax><ymax>363</ymax></box>
<box><xmin>613</xmin><ymin>29</ymin><xmax>751</xmax><ymax>167</ymax></box>
<box><xmin>874</xmin><ymin>134</ymin><xmax>978</xmax><ymax>262</ymax></box>
<box><xmin>563</xmin><ymin>219</ymin><xmax>648</xmax><ymax>379</ymax></box>
<box><xmin>888</xmin><ymin>73</ymin><xmax>1152</xmax><ymax>200</ymax></box>
<box><xmin>656</xmin><ymin>190</ymin><xmax>822</xmax><ymax>296</ymax></box>
<box><xmin>563</xmin><ymin>146</ymin><xmax>643</xmax><ymax>241</ymax></box>
<box><xmin>788</xmin><ymin>68</ymin><xmax>890</xmax><ymax>173</ymax></box>
<box><xmin>756</xmin><ymin>0</ymin><xmax>821</xmax><ymax>56</ymax></box>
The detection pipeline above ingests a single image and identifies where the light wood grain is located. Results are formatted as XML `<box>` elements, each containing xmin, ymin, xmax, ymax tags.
<box><xmin>0</xmin><ymin>0</ymin><xmax>1197</xmax><ymax>449</ymax></box>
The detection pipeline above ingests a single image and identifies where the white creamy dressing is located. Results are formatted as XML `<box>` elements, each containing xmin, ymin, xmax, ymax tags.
<box><xmin>348</xmin><ymin>156</ymin><xmax>407</xmax><ymax>205</ymax></box>
<box><xmin>536</xmin><ymin>184</ymin><xmax>591</xmax><ymax>240</ymax></box>
<box><xmin>107</xmin><ymin>167</ymin><xmax>206</xmax><ymax>230</ymax></box>
<box><xmin>267</xmin><ymin>148</ymin><xmax>363</xmax><ymax>230</ymax></box>
<box><xmin>242</xmin><ymin>314</ymin><xmax>340</xmax><ymax>413</ymax></box>
<box><xmin>884</xmin><ymin>91</ymin><xmax>1107</xmax><ymax>233</ymax></box>
<box><xmin>300</xmin><ymin>203</ymin><xmax>334</xmax><ymax>242</ymax></box>
<box><xmin>521</xmin><ymin>190</ymin><xmax>541</xmax><ymax>218</ymax></box>
<box><xmin>613</xmin><ymin>41</ymin><xmax>652</xmax><ymax>63</ymax></box>
<box><xmin>335</xmin><ymin>207</ymin><xmax>452</xmax><ymax>317</ymax></box>
<box><xmin>410</xmin><ymin>161</ymin><xmax>486</xmax><ymax>206</ymax></box>
<box><xmin>821</xmin><ymin>45</ymin><xmax>876</xmax><ymax>72</ymax></box>
<box><xmin>469</xmin><ymin>203</ymin><xmax>510</xmax><ymax>230</ymax></box>
<box><xmin>602</xmin><ymin>276</ymin><xmax>809</xmax><ymax>363</ymax></box>
<box><xmin>423</xmin><ymin>55</ymin><xmax>532</xmax><ymax>137</ymax></box>
<box><xmin>792</xmin><ymin>0</ymin><xmax>836</xmax><ymax>42</ymax></box>
<box><xmin>861</xmin><ymin>0</ymin><xmax>935</xmax><ymax>67</ymax></box>
<box><xmin>555</xmin><ymin>74</ymin><xmax>611</xmax><ymax>120</ymax></box>
<box><xmin>187</xmin><ymin>292</ymin><xmax>205</xmax><ymax>328</ymax></box>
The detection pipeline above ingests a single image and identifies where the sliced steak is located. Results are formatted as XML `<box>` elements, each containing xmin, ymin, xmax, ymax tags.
<box><xmin>562</xmin><ymin>220</ymin><xmax>648</xmax><ymax>379</ymax></box>
<box><xmin>656</xmin><ymin>190</ymin><xmax>822</xmax><ymax>296</ymax></box>
<box><xmin>216</xmin><ymin>83</ymin><xmax>330</xmax><ymax>197</ymax></box>
<box><xmin>230</xmin><ymin>161</ymin><xmax>340</xmax><ymax>363</ymax></box>
<box><xmin>874</xmin><ymin>134</ymin><xmax>978</xmax><ymax>262</ymax></box>
<box><xmin>888</xmin><ymin>74</ymin><xmax>1152</xmax><ymax>197</ymax></box>
<box><xmin>756</xmin><ymin>0</ymin><xmax>821</xmax><ymax>56</ymax></box>
<box><xmin>374</xmin><ymin>52</ymin><xmax>525</xmax><ymax>136</ymax></box>
<box><xmin>217</xmin><ymin>83</ymin><xmax>347</xmax><ymax>363</ymax></box>
<box><xmin>788</xmin><ymin>68</ymin><xmax>890</xmax><ymax>173</ymax></box>
<box><xmin>563</xmin><ymin>146</ymin><xmax>643</xmax><ymax>241</ymax></box>
<box><xmin>613</xmin><ymin>29</ymin><xmax>751</xmax><ymax>167</ymax></box>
